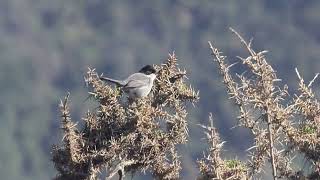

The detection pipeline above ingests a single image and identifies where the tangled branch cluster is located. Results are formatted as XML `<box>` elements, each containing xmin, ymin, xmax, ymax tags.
<box><xmin>52</xmin><ymin>54</ymin><xmax>199</xmax><ymax>180</ymax></box>
<box><xmin>198</xmin><ymin>28</ymin><xmax>320</xmax><ymax>180</ymax></box>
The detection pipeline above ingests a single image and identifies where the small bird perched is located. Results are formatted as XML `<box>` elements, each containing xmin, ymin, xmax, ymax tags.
<box><xmin>100</xmin><ymin>65</ymin><xmax>157</xmax><ymax>99</ymax></box>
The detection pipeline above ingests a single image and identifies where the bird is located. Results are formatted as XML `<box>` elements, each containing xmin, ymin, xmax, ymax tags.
<box><xmin>100</xmin><ymin>65</ymin><xmax>157</xmax><ymax>99</ymax></box>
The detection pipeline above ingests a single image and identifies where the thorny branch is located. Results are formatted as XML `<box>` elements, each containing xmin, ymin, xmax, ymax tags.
<box><xmin>199</xmin><ymin>29</ymin><xmax>320</xmax><ymax>180</ymax></box>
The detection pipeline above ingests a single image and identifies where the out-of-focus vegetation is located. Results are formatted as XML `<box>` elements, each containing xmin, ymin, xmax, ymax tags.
<box><xmin>1</xmin><ymin>0</ymin><xmax>320</xmax><ymax>179</ymax></box>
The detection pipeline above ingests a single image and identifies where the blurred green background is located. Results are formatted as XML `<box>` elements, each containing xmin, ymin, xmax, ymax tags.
<box><xmin>1</xmin><ymin>0</ymin><xmax>320</xmax><ymax>179</ymax></box>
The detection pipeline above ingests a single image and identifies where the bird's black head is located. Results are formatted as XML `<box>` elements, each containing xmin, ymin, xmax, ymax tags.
<box><xmin>139</xmin><ymin>65</ymin><xmax>156</xmax><ymax>75</ymax></box>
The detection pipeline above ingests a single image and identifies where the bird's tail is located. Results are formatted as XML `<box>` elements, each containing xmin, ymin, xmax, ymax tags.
<box><xmin>100</xmin><ymin>77</ymin><xmax>125</xmax><ymax>86</ymax></box>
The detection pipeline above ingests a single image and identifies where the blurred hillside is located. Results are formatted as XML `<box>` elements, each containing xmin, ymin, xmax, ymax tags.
<box><xmin>1</xmin><ymin>0</ymin><xmax>320</xmax><ymax>179</ymax></box>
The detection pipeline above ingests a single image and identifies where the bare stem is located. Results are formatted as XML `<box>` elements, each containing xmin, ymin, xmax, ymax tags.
<box><xmin>266</xmin><ymin>114</ymin><xmax>277</xmax><ymax>180</ymax></box>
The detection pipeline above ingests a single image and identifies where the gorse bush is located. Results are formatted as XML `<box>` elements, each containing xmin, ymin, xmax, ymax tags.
<box><xmin>52</xmin><ymin>54</ymin><xmax>199</xmax><ymax>180</ymax></box>
<box><xmin>52</xmin><ymin>30</ymin><xmax>320</xmax><ymax>180</ymax></box>
<box><xmin>198</xmin><ymin>29</ymin><xmax>320</xmax><ymax>180</ymax></box>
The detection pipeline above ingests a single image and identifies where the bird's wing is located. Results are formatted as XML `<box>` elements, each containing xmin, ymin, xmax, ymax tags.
<box><xmin>124</xmin><ymin>73</ymin><xmax>150</xmax><ymax>89</ymax></box>
<box><xmin>124</xmin><ymin>79</ymin><xmax>147</xmax><ymax>89</ymax></box>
